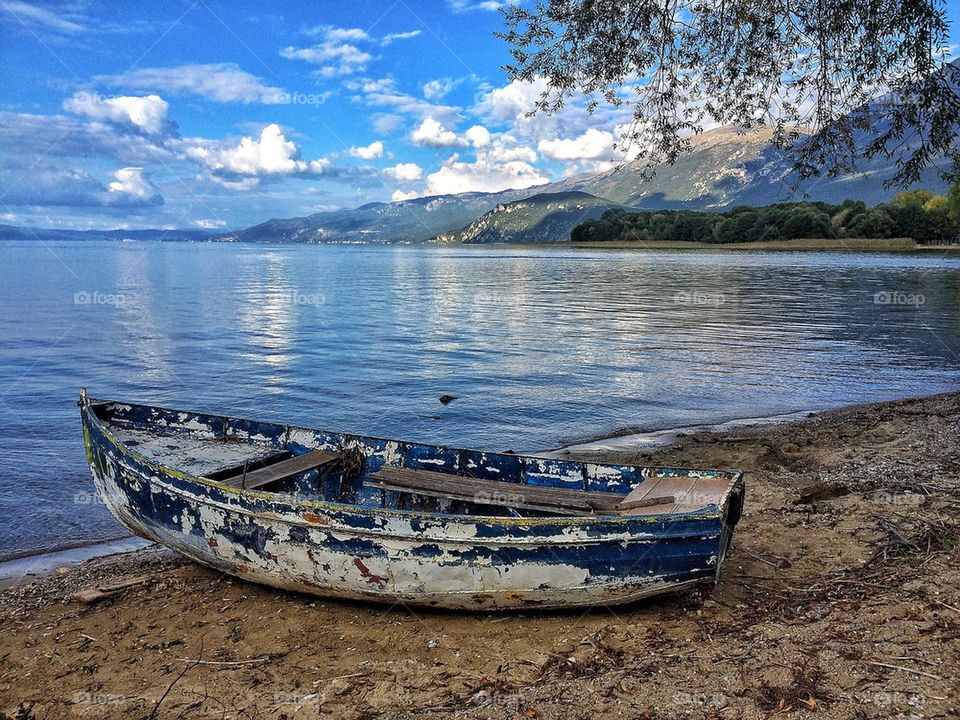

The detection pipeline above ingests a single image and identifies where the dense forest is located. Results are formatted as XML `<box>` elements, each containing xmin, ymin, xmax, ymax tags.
<box><xmin>570</xmin><ymin>185</ymin><xmax>960</xmax><ymax>244</ymax></box>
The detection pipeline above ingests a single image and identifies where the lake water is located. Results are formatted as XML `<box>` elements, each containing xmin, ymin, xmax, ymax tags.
<box><xmin>1</xmin><ymin>239</ymin><xmax>959</xmax><ymax>560</ymax></box>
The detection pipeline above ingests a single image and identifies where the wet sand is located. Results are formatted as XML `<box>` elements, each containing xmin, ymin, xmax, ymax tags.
<box><xmin>1</xmin><ymin>391</ymin><xmax>958</xmax><ymax>719</ymax></box>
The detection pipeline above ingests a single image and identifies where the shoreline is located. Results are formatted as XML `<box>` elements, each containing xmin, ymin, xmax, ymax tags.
<box><xmin>3</xmin><ymin>392</ymin><xmax>950</xmax><ymax>575</ymax></box>
<box><xmin>2</xmin><ymin>390</ymin><xmax>958</xmax><ymax>718</ymax></box>
<box><xmin>0</xmin><ymin>538</ymin><xmax>152</xmax><ymax>590</ymax></box>
<box><xmin>0</xmin><ymin>405</ymin><xmax>840</xmax><ymax>574</ymax></box>
<box><xmin>563</xmin><ymin>237</ymin><xmax>957</xmax><ymax>251</ymax></box>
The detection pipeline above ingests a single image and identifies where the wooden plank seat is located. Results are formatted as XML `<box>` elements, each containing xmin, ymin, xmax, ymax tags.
<box><xmin>217</xmin><ymin>449</ymin><xmax>341</xmax><ymax>490</ymax></box>
<box><xmin>366</xmin><ymin>465</ymin><xmax>629</xmax><ymax>516</ymax></box>
<box><xmin>618</xmin><ymin>475</ymin><xmax>733</xmax><ymax>515</ymax></box>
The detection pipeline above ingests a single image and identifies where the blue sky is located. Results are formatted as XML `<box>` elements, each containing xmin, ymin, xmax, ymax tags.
<box><xmin>2</xmin><ymin>1</ymin><xmax>958</xmax><ymax>231</ymax></box>
<box><xmin>0</xmin><ymin>0</ymin><xmax>639</xmax><ymax>231</ymax></box>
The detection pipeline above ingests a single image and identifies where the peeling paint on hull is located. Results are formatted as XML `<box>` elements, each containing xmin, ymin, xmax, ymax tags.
<box><xmin>79</xmin><ymin>395</ymin><xmax>744</xmax><ymax>610</ymax></box>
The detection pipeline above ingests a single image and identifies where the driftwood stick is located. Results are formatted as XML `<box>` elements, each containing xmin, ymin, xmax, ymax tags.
<box><xmin>176</xmin><ymin>657</ymin><xmax>269</xmax><ymax>666</ymax></box>
<box><xmin>743</xmin><ymin>551</ymin><xmax>780</xmax><ymax>569</ymax></box>
<box><xmin>147</xmin><ymin>644</ymin><xmax>203</xmax><ymax>720</ymax></box>
<box><xmin>867</xmin><ymin>660</ymin><xmax>942</xmax><ymax>680</ymax></box>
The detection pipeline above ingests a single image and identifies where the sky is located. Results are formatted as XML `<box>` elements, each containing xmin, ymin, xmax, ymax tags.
<box><xmin>0</xmin><ymin>0</ymin><xmax>642</xmax><ymax>231</ymax></box>
<box><xmin>2</xmin><ymin>2</ymin><xmax>958</xmax><ymax>232</ymax></box>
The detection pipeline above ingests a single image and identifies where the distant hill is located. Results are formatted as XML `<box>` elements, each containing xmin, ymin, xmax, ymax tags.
<box><xmin>438</xmin><ymin>191</ymin><xmax>628</xmax><ymax>244</ymax></box>
<box><xmin>0</xmin><ymin>225</ymin><xmax>214</xmax><ymax>242</ymax></box>
<box><xmin>213</xmin><ymin>189</ymin><xmax>539</xmax><ymax>244</ymax></box>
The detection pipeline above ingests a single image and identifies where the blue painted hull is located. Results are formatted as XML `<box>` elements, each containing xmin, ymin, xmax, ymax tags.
<box><xmin>79</xmin><ymin>393</ymin><xmax>744</xmax><ymax>610</ymax></box>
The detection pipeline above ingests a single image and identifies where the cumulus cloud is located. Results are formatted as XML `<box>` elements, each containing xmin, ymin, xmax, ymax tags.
<box><xmin>474</xmin><ymin>77</ymin><xmax>634</xmax><ymax>149</ymax></box>
<box><xmin>424</xmin><ymin>153</ymin><xmax>549</xmax><ymax>195</ymax></box>
<box><xmin>185</xmin><ymin>124</ymin><xmax>333</xmax><ymax>184</ymax></box>
<box><xmin>383</xmin><ymin>162</ymin><xmax>423</xmax><ymax>181</ymax></box>
<box><xmin>391</xmin><ymin>189</ymin><xmax>421</xmax><ymax>202</ymax></box>
<box><xmin>63</xmin><ymin>92</ymin><xmax>172</xmax><ymax>136</ymax></box>
<box><xmin>538</xmin><ymin>128</ymin><xmax>617</xmax><ymax>161</ymax></box>
<box><xmin>95</xmin><ymin>64</ymin><xmax>287</xmax><ymax>104</ymax></box>
<box><xmin>464</xmin><ymin>124</ymin><xmax>491</xmax><ymax>147</ymax></box>
<box><xmin>411</xmin><ymin>116</ymin><xmax>467</xmax><ymax>147</ymax></box>
<box><xmin>475</xmin><ymin>77</ymin><xmax>550</xmax><ymax>125</ymax></box>
<box><xmin>107</xmin><ymin>167</ymin><xmax>162</xmax><ymax>203</ymax></box>
<box><xmin>487</xmin><ymin>141</ymin><xmax>537</xmax><ymax>163</ymax></box>
<box><xmin>346</xmin><ymin>140</ymin><xmax>385</xmax><ymax>160</ymax></box>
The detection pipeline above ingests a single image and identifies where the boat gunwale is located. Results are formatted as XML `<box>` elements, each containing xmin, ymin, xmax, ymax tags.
<box><xmin>82</xmin><ymin>394</ymin><xmax>743</xmax><ymax>530</ymax></box>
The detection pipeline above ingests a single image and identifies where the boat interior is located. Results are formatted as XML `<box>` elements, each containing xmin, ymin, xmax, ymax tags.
<box><xmin>93</xmin><ymin>400</ymin><xmax>741</xmax><ymax>520</ymax></box>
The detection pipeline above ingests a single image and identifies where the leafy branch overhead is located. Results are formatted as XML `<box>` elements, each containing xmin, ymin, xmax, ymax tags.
<box><xmin>499</xmin><ymin>0</ymin><xmax>960</xmax><ymax>187</ymax></box>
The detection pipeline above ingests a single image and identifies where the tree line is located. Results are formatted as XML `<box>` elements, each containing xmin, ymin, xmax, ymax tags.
<box><xmin>570</xmin><ymin>185</ymin><xmax>960</xmax><ymax>245</ymax></box>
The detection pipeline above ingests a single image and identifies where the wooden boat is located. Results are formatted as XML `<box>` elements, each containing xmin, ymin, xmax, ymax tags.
<box><xmin>79</xmin><ymin>389</ymin><xmax>745</xmax><ymax>610</ymax></box>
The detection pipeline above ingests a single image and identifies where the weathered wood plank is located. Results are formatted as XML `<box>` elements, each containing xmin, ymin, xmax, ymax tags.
<box><xmin>366</xmin><ymin>479</ymin><xmax>589</xmax><ymax>516</ymax></box>
<box><xmin>220</xmin><ymin>449</ymin><xmax>340</xmax><ymax>490</ymax></box>
<box><xmin>618</xmin><ymin>495</ymin><xmax>677</xmax><ymax>512</ymax></box>
<box><xmin>367</xmin><ymin>465</ymin><xmax>626</xmax><ymax>514</ymax></box>
<box><xmin>618</xmin><ymin>475</ymin><xmax>732</xmax><ymax>514</ymax></box>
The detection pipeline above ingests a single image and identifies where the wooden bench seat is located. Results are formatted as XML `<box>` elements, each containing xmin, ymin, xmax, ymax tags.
<box><xmin>366</xmin><ymin>465</ymin><xmax>628</xmax><ymax>516</ymax></box>
<box><xmin>218</xmin><ymin>449</ymin><xmax>341</xmax><ymax>490</ymax></box>
<box><xmin>617</xmin><ymin>475</ymin><xmax>733</xmax><ymax>514</ymax></box>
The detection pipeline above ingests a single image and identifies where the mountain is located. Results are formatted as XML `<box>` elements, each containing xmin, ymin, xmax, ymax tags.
<box><xmin>214</xmin><ymin>189</ymin><xmax>539</xmax><ymax>244</ymax></box>
<box><xmin>564</xmin><ymin>126</ymin><xmax>952</xmax><ymax>209</ymax></box>
<box><xmin>218</xmin><ymin>124</ymin><xmax>952</xmax><ymax>246</ymax></box>
<box><xmin>438</xmin><ymin>191</ymin><xmax>628</xmax><ymax>244</ymax></box>
<box><xmin>0</xmin><ymin>225</ymin><xmax>214</xmax><ymax>242</ymax></box>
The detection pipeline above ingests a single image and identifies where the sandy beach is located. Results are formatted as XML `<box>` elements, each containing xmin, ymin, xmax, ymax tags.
<box><xmin>1</xmin><ymin>392</ymin><xmax>958</xmax><ymax>719</ymax></box>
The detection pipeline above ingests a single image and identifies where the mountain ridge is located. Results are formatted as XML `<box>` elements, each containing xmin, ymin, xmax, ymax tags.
<box><xmin>2</xmin><ymin>125</ymin><xmax>951</xmax><ymax>245</ymax></box>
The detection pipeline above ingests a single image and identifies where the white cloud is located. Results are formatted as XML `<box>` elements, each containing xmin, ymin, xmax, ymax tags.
<box><xmin>311</xmin><ymin>26</ymin><xmax>369</xmax><ymax>41</ymax></box>
<box><xmin>281</xmin><ymin>25</ymin><xmax>374</xmax><ymax>78</ymax></box>
<box><xmin>423</xmin><ymin>78</ymin><xmax>459</xmax><ymax>101</ymax></box>
<box><xmin>383</xmin><ymin>162</ymin><xmax>423</xmax><ymax>181</ymax></box>
<box><xmin>464</xmin><ymin>124</ymin><xmax>491</xmax><ymax>147</ymax></box>
<box><xmin>63</xmin><ymin>92</ymin><xmax>171</xmax><ymax>135</ymax></box>
<box><xmin>475</xmin><ymin>77</ymin><xmax>550</xmax><ymax>125</ymax></box>
<box><xmin>391</xmin><ymin>189</ymin><xmax>421</xmax><ymax>201</ymax></box>
<box><xmin>425</xmin><ymin>153</ymin><xmax>549</xmax><ymax>195</ymax></box>
<box><xmin>349</xmin><ymin>77</ymin><xmax>460</xmax><ymax>126</ymax></box>
<box><xmin>371</xmin><ymin>113</ymin><xmax>404</xmax><ymax>134</ymax></box>
<box><xmin>347</xmin><ymin>140</ymin><xmax>385</xmax><ymax>159</ymax></box>
<box><xmin>194</xmin><ymin>218</ymin><xmax>227</xmax><ymax>229</ymax></box>
<box><xmin>0</xmin><ymin>164</ymin><xmax>163</xmax><ymax>208</ymax></box>
<box><xmin>3</xmin><ymin>1</ymin><xmax>84</xmax><ymax>33</ymax></box>
<box><xmin>96</xmin><ymin>64</ymin><xmax>287</xmax><ymax>104</ymax></box>
<box><xmin>487</xmin><ymin>141</ymin><xmax>537</xmax><ymax>163</ymax></box>
<box><xmin>107</xmin><ymin>167</ymin><xmax>161</xmax><ymax>202</ymax></box>
<box><xmin>185</xmin><ymin>124</ymin><xmax>332</xmax><ymax>182</ymax></box>
<box><xmin>538</xmin><ymin>128</ymin><xmax>617</xmax><ymax>160</ymax></box>
<box><xmin>411</xmin><ymin>116</ymin><xmax>467</xmax><ymax>147</ymax></box>
<box><xmin>447</xmin><ymin>0</ymin><xmax>501</xmax><ymax>11</ymax></box>
<box><xmin>382</xmin><ymin>30</ymin><xmax>421</xmax><ymax>45</ymax></box>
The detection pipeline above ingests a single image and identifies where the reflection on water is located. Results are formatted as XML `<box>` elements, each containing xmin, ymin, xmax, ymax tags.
<box><xmin>1</xmin><ymin>240</ymin><xmax>960</xmax><ymax>559</ymax></box>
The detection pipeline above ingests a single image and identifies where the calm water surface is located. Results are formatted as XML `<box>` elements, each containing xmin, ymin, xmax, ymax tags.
<box><xmin>1</xmin><ymin>240</ymin><xmax>959</xmax><ymax>559</ymax></box>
